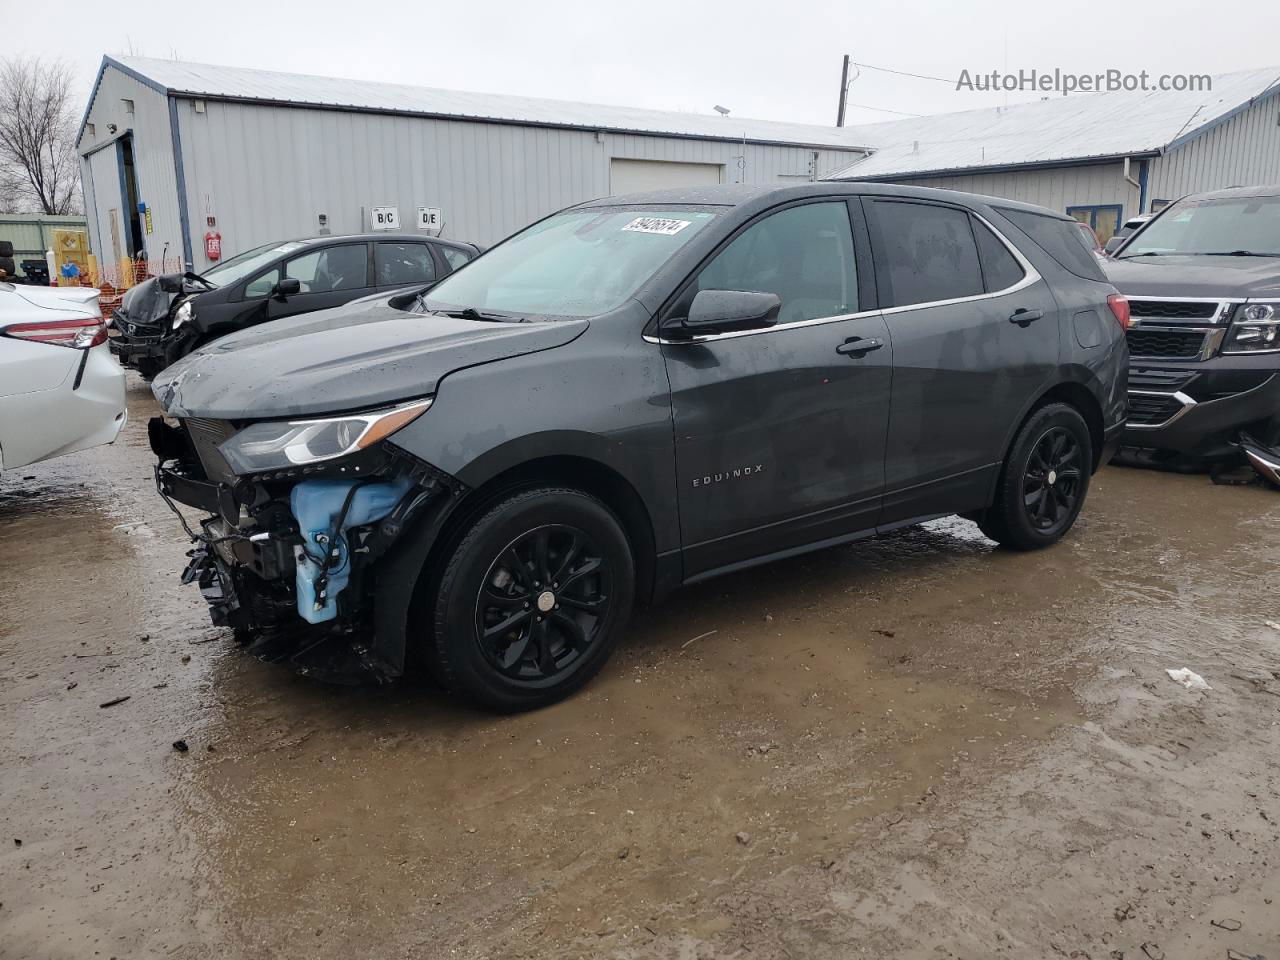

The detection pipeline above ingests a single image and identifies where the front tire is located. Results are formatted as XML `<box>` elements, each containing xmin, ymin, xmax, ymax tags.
<box><xmin>428</xmin><ymin>487</ymin><xmax>634</xmax><ymax>712</ymax></box>
<box><xmin>979</xmin><ymin>403</ymin><xmax>1092</xmax><ymax>550</ymax></box>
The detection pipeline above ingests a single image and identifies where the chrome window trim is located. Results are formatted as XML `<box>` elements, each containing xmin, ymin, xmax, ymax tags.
<box><xmin>647</xmin><ymin>207</ymin><xmax>1040</xmax><ymax>345</ymax></box>
<box><xmin>1126</xmin><ymin>389</ymin><xmax>1197</xmax><ymax>430</ymax></box>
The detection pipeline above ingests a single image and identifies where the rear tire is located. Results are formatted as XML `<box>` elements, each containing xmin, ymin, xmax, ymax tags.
<box><xmin>426</xmin><ymin>487</ymin><xmax>634</xmax><ymax>712</ymax></box>
<box><xmin>979</xmin><ymin>403</ymin><xmax>1092</xmax><ymax>550</ymax></box>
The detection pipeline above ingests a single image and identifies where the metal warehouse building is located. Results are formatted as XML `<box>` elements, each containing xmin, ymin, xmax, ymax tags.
<box><xmin>829</xmin><ymin>67</ymin><xmax>1280</xmax><ymax>241</ymax></box>
<box><xmin>76</xmin><ymin>56</ymin><xmax>871</xmax><ymax>273</ymax></box>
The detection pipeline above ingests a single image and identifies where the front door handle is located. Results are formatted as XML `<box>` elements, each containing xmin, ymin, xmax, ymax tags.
<box><xmin>1009</xmin><ymin>308</ymin><xmax>1043</xmax><ymax>327</ymax></box>
<box><xmin>836</xmin><ymin>336</ymin><xmax>884</xmax><ymax>358</ymax></box>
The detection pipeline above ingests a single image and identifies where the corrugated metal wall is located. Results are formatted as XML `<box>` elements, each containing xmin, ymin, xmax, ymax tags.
<box><xmin>891</xmin><ymin>161</ymin><xmax>1142</xmax><ymax>220</ymax></box>
<box><xmin>76</xmin><ymin>67</ymin><xmax>185</xmax><ymax>265</ymax></box>
<box><xmin>173</xmin><ymin>97</ymin><xmax>864</xmax><ymax>269</ymax></box>
<box><xmin>1147</xmin><ymin>93</ymin><xmax>1280</xmax><ymax>206</ymax></box>
<box><xmin>0</xmin><ymin>215</ymin><xmax>87</xmax><ymax>258</ymax></box>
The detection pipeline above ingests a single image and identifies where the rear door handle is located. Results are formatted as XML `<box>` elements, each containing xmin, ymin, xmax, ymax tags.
<box><xmin>1009</xmin><ymin>308</ymin><xmax>1043</xmax><ymax>327</ymax></box>
<box><xmin>836</xmin><ymin>336</ymin><xmax>884</xmax><ymax>357</ymax></box>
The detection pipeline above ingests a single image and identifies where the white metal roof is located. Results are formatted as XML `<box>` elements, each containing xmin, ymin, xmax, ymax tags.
<box><xmin>830</xmin><ymin>67</ymin><xmax>1280</xmax><ymax>179</ymax></box>
<box><xmin>105</xmin><ymin>56</ymin><xmax>872</xmax><ymax>152</ymax></box>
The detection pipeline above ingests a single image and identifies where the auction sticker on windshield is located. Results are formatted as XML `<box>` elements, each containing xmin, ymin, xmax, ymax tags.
<box><xmin>622</xmin><ymin>217</ymin><xmax>692</xmax><ymax>236</ymax></box>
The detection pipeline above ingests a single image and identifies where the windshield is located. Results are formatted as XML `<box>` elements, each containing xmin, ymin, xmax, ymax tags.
<box><xmin>1122</xmin><ymin>196</ymin><xmax>1280</xmax><ymax>257</ymax></box>
<box><xmin>201</xmin><ymin>240</ymin><xmax>306</xmax><ymax>286</ymax></box>
<box><xmin>420</xmin><ymin>207</ymin><xmax>718</xmax><ymax>318</ymax></box>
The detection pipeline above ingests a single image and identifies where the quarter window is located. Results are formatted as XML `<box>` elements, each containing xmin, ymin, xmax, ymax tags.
<box><xmin>692</xmin><ymin>201</ymin><xmax>858</xmax><ymax>324</ymax></box>
<box><xmin>243</xmin><ymin>268</ymin><xmax>279</xmax><ymax>299</ymax></box>
<box><xmin>971</xmin><ymin>217</ymin><xmax>1026</xmax><ymax>292</ymax></box>
<box><xmin>376</xmin><ymin>242</ymin><xmax>437</xmax><ymax>286</ymax></box>
<box><xmin>869</xmin><ymin>200</ymin><xmax>984</xmax><ymax>307</ymax></box>
<box><xmin>285</xmin><ymin>244</ymin><xmax>368</xmax><ymax>293</ymax></box>
<box><xmin>441</xmin><ymin>247</ymin><xmax>474</xmax><ymax>271</ymax></box>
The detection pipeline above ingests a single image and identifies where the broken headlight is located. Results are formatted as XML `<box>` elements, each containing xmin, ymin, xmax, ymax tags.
<box><xmin>218</xmin><ymin>398</ymin><xmax>432</xmax><ymax>474</ymax></box>
<box><xmin>1224</xmin><ymin>302</ymin><xmax>1280</xmax><ymax>354</ymax></box>
<box><xmin>172</xmin><ymin>297</ymin><xmax>195</xmax><ymax>331</ymax></box>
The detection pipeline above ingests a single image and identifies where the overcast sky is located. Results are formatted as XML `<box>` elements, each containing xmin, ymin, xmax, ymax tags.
<box><xmin>13</xmin><ymin>0</ymin><xmax>1280</xmax><ymax>127</ymax></box>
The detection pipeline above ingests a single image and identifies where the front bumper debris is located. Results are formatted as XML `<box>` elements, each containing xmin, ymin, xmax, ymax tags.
<box><xmin>150</xmin><ymin>415</ymin><xmax>462</xmax><ymax>682</ymax></box>
<box><xmin>1122</xmin><ymin>360</ymin><xmax>1280</xmax><ymax>461</ymax></box>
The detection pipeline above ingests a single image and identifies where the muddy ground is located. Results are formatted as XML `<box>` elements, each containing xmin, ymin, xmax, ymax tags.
<box><xmin>2</xmin><ymin>376</ymin><xmax>1279</xmax><ymax>960</ymax></box>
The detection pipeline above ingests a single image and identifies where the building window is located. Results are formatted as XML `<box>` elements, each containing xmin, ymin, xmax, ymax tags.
<box><xmin>1150</xmin><ymin>199</ymin><xmax>1172</xmax><ymax>213</ymax></box>
<box><xmin>86</xmin><ymin>123</ymin><xmax>95</xmax><ymax>137</ymax></box>
<box><xmin>1067</xmin><ymin>204</ymin><xmax>1124</xmax><ymax>243</ymax></box>
<box><xmin>121</xmin><ymin>98</ymin><xmax>134</xmax><ymax>115</ymax></box>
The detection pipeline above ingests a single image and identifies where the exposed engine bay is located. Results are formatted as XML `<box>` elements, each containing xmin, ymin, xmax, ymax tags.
<box><xmin>148</xmin><ymin>415</ymin><xmax>460</xmax><ymax>682</ymax></box>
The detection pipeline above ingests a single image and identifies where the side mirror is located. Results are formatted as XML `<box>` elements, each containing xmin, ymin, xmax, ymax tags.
<box><xmin>1103</xmin><ymin>236</ymin><xmax>1125</xmax><ymax>257</ymax></box>
<box><xmin>673</xmin><ymin>289</ymin><xmax>781</xmax><ymax>337</ymax></box>
<box><xmin>273</xmin><ymin>277</ymin><xmax>301</xmax><ymax>299</ymax></box>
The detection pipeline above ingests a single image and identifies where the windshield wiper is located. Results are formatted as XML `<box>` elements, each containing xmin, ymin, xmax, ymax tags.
<box><xmin>1117</xmin><ymin>251</ymin><xmax>1167</xmax><ymax>259</ymax></box>
<box><xmin>440</xmin><ymin>306</ymin><xmax>526</xmax><ymax>323</ymax></box>
<box><xmin>1186</xmin><ymin>250</ymin><xmax>1278</xmax><ymax>258</ymax></box>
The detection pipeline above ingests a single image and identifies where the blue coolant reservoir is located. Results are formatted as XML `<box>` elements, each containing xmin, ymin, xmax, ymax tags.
<box><xmin>290</xmin><ymin>478</ymin><xmax>413</xmax><ymax>624</ymax></box>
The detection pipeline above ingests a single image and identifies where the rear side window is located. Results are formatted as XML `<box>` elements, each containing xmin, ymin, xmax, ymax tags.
<box><xmin>868</xmin><ymin>200</ymin><xmax>984</xmax><ymax>307</ymax></box>
<box><xmin>376</xmin><ymin>242</ymin><xmax>437</xmax><ymax>286</ymax></box>
<box><xmin>692</xmin><ymin>201</ymin><xmax>858</xmax><ymax>324</ymax></box>
<box><xmin>971</xmin><ymin>217</ymin><xmax>1026</xmax><ymax>292</ymax></box>
<box><xmin>997</xmin><ymin>207</ymin><xmax>1108</xmax><ymax>282</ymax></box>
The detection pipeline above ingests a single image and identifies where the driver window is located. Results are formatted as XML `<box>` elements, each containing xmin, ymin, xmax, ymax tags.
<box><xmin>693</xmin><ymin>202</ymin><xmax>858</xmax><ymax>324</ymax></box>
<box><xmin>285</xmin><ymin>244</ymin><xmax>368</xmax><ymax>293</ymax></box>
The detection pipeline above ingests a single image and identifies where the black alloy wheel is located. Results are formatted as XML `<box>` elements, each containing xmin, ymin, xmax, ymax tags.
<box><xmin>476</xmin><ymin>525</ymin><xmax>610</xmax><ymax>682</ymax></box>
<box><xmin>428</xmin><ymin>486</ymin><xmax>634</xmax><ymax>712</ymax></box>
<box><xmin>979</xmin><ymin>402</ymin><xmax>1092</xmax><ymax>551</ymax></box>
<box><xmin>1022</xmin><ymin>427</ymin><xmax>1083</xmax><ymax>534</ymax></box>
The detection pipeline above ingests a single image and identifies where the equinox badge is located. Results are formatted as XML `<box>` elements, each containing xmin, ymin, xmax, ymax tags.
<box><xmin>693</xmin><ymin>464</ymin><xmax>764</xmax><ymax>488</ymax></box>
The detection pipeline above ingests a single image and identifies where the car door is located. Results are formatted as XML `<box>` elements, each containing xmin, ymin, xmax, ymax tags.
<box><xmin>863</xmin><ymin>198</ymin><xmax>1060</xmax><ymax>524</ymax></box>
<box><xmin>659</xmin><ymin>198</ymin><xmax>893</xmax><ymax>578</ymax></box>
<box><xmin>374</xmin><ymin>241</ymin><xmax>439</xmax><ymax>291</ymax></box>
<box><xmin>262</xmin><ymin>242</ymin><xmax>373</xmax><ymax>321</ymax></box>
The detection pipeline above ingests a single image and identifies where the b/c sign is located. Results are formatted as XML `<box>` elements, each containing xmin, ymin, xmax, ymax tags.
<box><xmin>370</xmin><ymin>206</ymin><xmax>400</xmax><ymax>230</ymax></box>
<box><xmin>417</xmin><ymin>207</ymin><xmax>443</xmax><ymax>231</ymax></box>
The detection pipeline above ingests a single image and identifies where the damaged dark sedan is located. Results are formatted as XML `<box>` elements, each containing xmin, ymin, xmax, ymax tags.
<box><xmin>149</xmin><ymin>183</ymin><xmax>1127</xmax><ymax>711</ymax></box>
<box><xmin>111</xmin><ymin>233</ymin><xmax>479</xmax><ymax>379</ymax></box>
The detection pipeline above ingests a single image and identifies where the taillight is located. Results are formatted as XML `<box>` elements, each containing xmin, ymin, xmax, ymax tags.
<box><xmin>1107</xmin><ymin>293</ymin><xmax>1131</xmax><ymax>330</ymax></box>
<box><xmin>3</xmin><ymin>317</ymin><xmax>108</xmax><ymax>349</ymax></box>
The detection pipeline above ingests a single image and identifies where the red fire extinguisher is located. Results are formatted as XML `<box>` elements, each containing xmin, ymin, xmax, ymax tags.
<box><xmin>204</xmin><ymin>231</ymin><xmax>222</xmax><ymax>261</ymax></box>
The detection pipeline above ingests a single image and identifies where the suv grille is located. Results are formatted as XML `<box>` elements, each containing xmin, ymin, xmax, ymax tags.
<box><xmin>184</xmin><ymin>418</ymin><xmax>238</xmax><ymax>485</ymax></box>
<box><xmin>1127</xmin><ymin>299</ymin><xmax>1220</xmax><ymax>321</ymax></box>
<box><xmin>1127</xmin><ymin>393</ymin><xmax>1187</xmax><ymax>427</ymax></box>
<box><xmin>1126</xmin><ymin>329</ymin><xmax>1206</xmax><ymax>359</ymax></box>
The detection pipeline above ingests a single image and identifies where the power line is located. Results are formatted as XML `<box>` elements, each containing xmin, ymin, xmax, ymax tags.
<box><xmin>852</xmin><ymin>61</ymin><xmax>954</xmax><ymax>85</ymax></box>
<box><xmin>844</xmin><ymin>101</ymin><xmax>923</xmax><ymax>118</ymax></box>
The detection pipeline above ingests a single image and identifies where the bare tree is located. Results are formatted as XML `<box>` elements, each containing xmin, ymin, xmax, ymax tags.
<box><xmin>0</xmin><ymin>56</ymin><xmax>81</xmax><ymax>215</ymax></box>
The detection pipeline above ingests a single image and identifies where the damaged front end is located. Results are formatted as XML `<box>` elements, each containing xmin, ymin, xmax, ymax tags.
<box><xmin>109</xmin><ymin>274</ymin><xmax>207</xmax><ymax>378</ymax></box>
<box><xmin>149</xmin><ymin>402</ymin><xmax>461</xmax><ymax>683</ymax></box>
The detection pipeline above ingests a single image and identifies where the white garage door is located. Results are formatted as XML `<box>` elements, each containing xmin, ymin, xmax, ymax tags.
<box><xmin>609</xmin><ymin>158</ymin><xmax>723</xmax><ymax>196</ymax></box>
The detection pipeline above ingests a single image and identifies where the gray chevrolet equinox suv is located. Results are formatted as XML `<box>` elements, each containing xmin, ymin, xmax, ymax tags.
<box><xmin>149</xmin><ymin>183</ymin><xmax>1128</xmax><ymax>711</ymax></box>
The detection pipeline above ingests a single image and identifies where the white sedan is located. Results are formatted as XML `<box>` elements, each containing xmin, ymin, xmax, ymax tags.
<box><xmin>0</xmin><ymin>282</ymin><xmax>127</xmax><ymax>473</ymax></box>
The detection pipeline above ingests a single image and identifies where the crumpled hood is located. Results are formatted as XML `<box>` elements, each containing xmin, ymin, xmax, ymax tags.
<box><xmin>1104</xmin><ymin>255</ymin><xmax>1280</xmax><ymax>300</ymax></box>
<box><xmin>117</xmin><ymin>276</ymin><xmax>176</xmax><ymax>326</ymax></box>
<box><xmin>152</xmin><ymin>296</ymin><xmax>588</xmax><ymax>420</ymax></box>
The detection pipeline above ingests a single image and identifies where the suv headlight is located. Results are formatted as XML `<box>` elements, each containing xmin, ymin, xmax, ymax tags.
<box><xmin>218</xmin><ymin>399</ymin><xmax>432</xmax><ymax>474</ymax></box>
<box><xmin>172</xmin><ymin>297</ymin><xmax>195</xmax><ymax>331</ymax></box>
<box><xmin>1224</xmin><ymin>303</ymin><xmax>1280</xmax><ymax>354</ymax></box>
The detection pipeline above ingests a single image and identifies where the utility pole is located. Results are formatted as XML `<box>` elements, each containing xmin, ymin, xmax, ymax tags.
<box><xmin>836</xmin><ymin>54</ymin><xmax>851</xmax><ymax>127</ymax></box>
